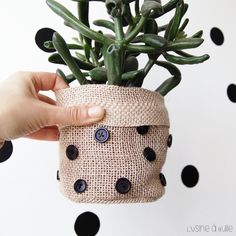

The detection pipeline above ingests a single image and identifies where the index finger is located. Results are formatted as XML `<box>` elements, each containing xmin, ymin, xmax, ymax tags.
<box><xmin>31</xmin><ymin>71</ymin><xmax>69</xmax><ymax>93</ymax></box>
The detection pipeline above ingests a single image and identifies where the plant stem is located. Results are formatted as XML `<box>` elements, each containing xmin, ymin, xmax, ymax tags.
<box><xmin>143</xmin><ymin>54</ymin><xmax>161</xmax><ymax>76</ymax></box>
<box><xmin>114</xmin><ymin>16</ymin><xmax>125</xmax><ymax>41</ymax></box>
<box><xmin>124</xmin><ymin>15</ymin><xmax>147</xmax><ymax>43</ymax></box>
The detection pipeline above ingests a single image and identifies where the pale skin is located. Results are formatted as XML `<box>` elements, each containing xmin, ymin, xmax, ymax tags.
<box><xmin>0</xmin><ymin>71</ymin><xmax>105</xmax><ymax>149</ymax></box>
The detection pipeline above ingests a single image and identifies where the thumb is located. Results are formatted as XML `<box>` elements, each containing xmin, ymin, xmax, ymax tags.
<box><xmin>44</xmin><ymin>103</ymin><xmax>105</xmax><ymax>127</ymax></box>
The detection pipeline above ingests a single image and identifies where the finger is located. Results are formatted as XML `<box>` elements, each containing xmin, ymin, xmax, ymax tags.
<box><xmin>31</xmin><ymin>72</ymin><xmax>69</xmax><ymax>93</ymax></box>
<box><xmin>43</xmin><ymin>103</ymin><xmax>106</xmax><ymax>127</ymax></box>
<box><xmin>23</xmin><ymin>125</ymin><xmax>59</xmax><ymax>141</ymax></box>
<box><xmin>38</xmin><ymin>93</ymin><xmax>56</xmax><ymax>105</ymax></box>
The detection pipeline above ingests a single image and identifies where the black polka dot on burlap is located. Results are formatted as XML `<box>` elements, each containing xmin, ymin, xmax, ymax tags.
<box><xmin>143</xmin><ymin>147</ymin><xmax>156</xmax><ymax>162</ymax></box>
<box><xmin>74</xmin><ymin>179</ymin><xmax>87</xmax><ymax>193</ymax></box>
<box><xmin>136</xmin><ymin>125</ymin><xmax>149</xmax><ymax>135</ymax></box>
<box><xmin>181</xmin><ymin>165</ymin><xmax>199</xmax><ymax>188</ymax></box>
<box><xmin>227</xmin><ymin>84</ymin><xmax>236</xmax><ymax>103</ymax></box>
<box><xmin>159</xmin><ymin>173</ymin><xmax>167</xmax><ymax>186</ymax></box>
<box><xmin>167</xmin><ymin>134</ymin><xmax>173</xmax><ymax>147</ymax></box>
<box><xmin>35</xmin><ymin>27</ymin><xmax>56</xmax><ymax>52</ymax></box>
<box><xmin>0</xmin><ymin>141</ymin><xmax>13</xmax><ymax>163</ymax></box>
<box><xmin>210</xmin><ymin>27</ymin><xmax>224</xmax><ymax>46</ymax></box>
<box><xmin>66</xmin><ymin>145</ymin><xmax>79</xmax><ymax>160</ymax></box>
<box><xmin>74</xmin><ymin>211</ymin><xmax>100</xmax><ymax>236</ymax></box>
<box><xmin>116</xmin><ymin>178</ymin><xmax>131</xmax><ymax>194</ymax></box>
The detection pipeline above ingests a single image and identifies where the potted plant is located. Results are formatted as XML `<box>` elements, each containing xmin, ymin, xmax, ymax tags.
<box><xmin>43</xmin><ymin>0</ymin><xmax>209</xmax><ymax>204</ymax></box>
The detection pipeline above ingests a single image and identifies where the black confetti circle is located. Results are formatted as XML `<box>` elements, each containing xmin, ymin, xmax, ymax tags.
<box><xmin>74</xmin><ymin>212</ymin><xmax>100</xmax><ymax>236</ymax></box>
<box><xmin>35</xmin><ymin>27</ymin><xmax>56</xmax><ymax>52</ymax></box>
<box><xmin>181</xmin><ymin>165</ymin><xmax>199</xmax><ymax>188</ymax></box>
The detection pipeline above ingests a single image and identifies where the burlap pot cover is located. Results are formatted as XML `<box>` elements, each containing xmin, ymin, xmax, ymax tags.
<box><xmin>55</xmin><ymin>84</ymin><xmax>170</xmax><ymax>204</ymax></box>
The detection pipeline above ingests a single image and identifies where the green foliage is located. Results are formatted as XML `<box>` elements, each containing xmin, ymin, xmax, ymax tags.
<box><xmin>45</xmin><ymin>0</ymin><xmax>210</xmax><ymax>96</ymax></box>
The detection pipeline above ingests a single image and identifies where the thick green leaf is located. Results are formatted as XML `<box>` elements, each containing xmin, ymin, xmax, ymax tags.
<box><xmin>56</xmin><ymin>68</ymin><xmax>69</xmax><ymax>84</ymax></box>
<box><xmin>75</xmin><ymin>51</ymin><xmax>87</xmax><ymax>61</ymax></box>
<box><xmin>191</xmin><ymin>30</ymin><xmax>203</xmax><ymax>38</ymax></box>
<box><xmin>165</xmin><ymin>38</ymin><xmax>204</xmax><ymax>51</ymax></box>
<box><xmin>155</xmin><ymin>60</ymin><xmax>181</xmax><ymax>76</ymax></box>
<box><xmin>125</xmin><ymin>70</ymin><xmax>145</xmax><ymax>87</ymax></box>
<box><xmin>46</xmin><ymin>0</ymin><xmax>113</xmax><ymax>44</ymax></box>
<box><xmin>44</xmin><ymin>41</ymin><xmax>84</xmax><ymax>50</ymax></box>
<box><xmin>77</xmin><ymin>1</ymin><xmax>91</xmax><ymax>46</ymax></box>
<box><xmin>126</xmin><ymin>44</ymin><xmax>158</xmax><ymax>53</ymax></box>
<box><xmin>49</xmin><ymin>52</ymin><xmax>95</xmax><ymax>70</ymax></box>
<box><xmin>93</xmin><ymin>19</ymin><xmax>115</xmax><ymax>32</ymax></box>
<box><xmin>143</xmin><ymin>18</ymin><xmax>158</xmax><ymax>34</ymax></box>
<box><xmin>132</xmin><ymin>34</ymin><xmax>167</xmax><ymax>49</ymax></box>
<box><xmin>153</xmin><ymin>0</ymin><xmax>181</xmax><ymax>18</ymax></box>
<box><xmin>163</xmin><ymin>52</ymin><xmax>210</xmax><ymax>65</ymax></box>
<box><xmin>122</xmin><ymin>3</ymin><xmax>134</xmax><ymax>26</ymax></box>
<box><xmin>141</xmin><ymin>1</ymin><xmax>163</xmax><ymax>17</ymax></box>
<box><xmin>155</xmin><ymin>75</ymin><xmax>181</xmax><ymax>96</ymax></box>
<box><xmin>164</xmin><ymin>2</ymin><xmax>182</xmax><ymax>41</ymax></box>
<box><xmin>124</xmin><ymin>56</ymin><xmax>139</xmax><ymax>72</ymax></box>
<box><xmin>121</xmin><ymin>70</ymin><xmax>143</xmax><ymax>80</ymax></box>
<box><xmin>89</xmin><ymin>67</ymin><xmax>107</xmax><ymax>81</ymax></box>
<box><xmin>84</xmin><ymin>43</ymin><xmax>91</xmax><ymax>62</ymax></box>
<box><xmin>52</xmin><ymin>32</ymin><xmax>89</xmax><ymax>84</ymax></box>
<box><xmin>178</xmin><ymin>18</ymin><xmax>189</xmax><ymax>32</ymax></box>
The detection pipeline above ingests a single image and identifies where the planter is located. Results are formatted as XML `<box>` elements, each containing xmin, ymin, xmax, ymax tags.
<box><xmin>55</xmin><ymin>84</ymin><xmax>170</xmax><ymax>204</ymax></box>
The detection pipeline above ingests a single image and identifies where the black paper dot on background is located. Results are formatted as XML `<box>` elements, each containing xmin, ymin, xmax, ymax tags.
<box><xmin>181</xmin><ymin>165</ymin><xmax>199</xmax><ymax>188</ymax></box>
<box><xmin>210</xmin><ymin>27</ymin><xmax>224</xmax><ymax>46</ymax></box>
<box><xmin>227</xmin><ymin>84</ymin><xmax>236</xmax><ymax>103</ymax></box>
<box><xmin>74</xmin><ymin>212</ymin><xmax>100</xmax><ymax>236</ymax></box>
<box><xmin>56</xmin><ymin>170</ymin><xmax>60</xmax><ymax>181</ymax></box>
<box><xmin>0</xmin><ymin>141</ymin><xmax>13</xmax><ymax>163</ymax></box>
<box><xmin>35</xmin><ymin>27</ymin><xmax>56</xmax><ymax>52</ymax></box>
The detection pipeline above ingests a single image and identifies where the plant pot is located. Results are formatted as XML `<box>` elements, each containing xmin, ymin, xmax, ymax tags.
<box><xmin>55</xmin><ymin>84</ymin><xmax>170</xmax><ymax>204</ymax></box>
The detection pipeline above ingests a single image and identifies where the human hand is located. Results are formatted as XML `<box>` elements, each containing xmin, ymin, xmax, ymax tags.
<box><xmin>0</xmin><ymin>71</ymin><xmax>105</xmax><ymax>148</ymax></box>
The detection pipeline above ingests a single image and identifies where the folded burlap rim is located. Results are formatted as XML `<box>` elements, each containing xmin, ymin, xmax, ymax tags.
<box><xmin>55</xmin><ymin>84</ymin><xmax>170</xmax><ymax>128</ymax></box>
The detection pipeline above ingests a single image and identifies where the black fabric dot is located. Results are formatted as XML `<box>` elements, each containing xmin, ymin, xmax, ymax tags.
<box><xmin>115</xmin><ymin>178</ymin><xmax>131</xmax><ymax>194</ymax></box>
<box><xmin>66</xmin><ymin>145</ymin><xmax>79</xmax><ymax>160</ymax></box>
<box><xmin>167</xmin><ymin>134</ymin><xmax>173</xmax><ymax>147</ymax></box>
<box><xmin>143</xmin><ymin>147</ymin><xmax>156</xmax><ymax>162</ymax></box>
<box><xmin>74</xmin><ymin>211</ymin><xmax>100</xmax><ymax>236</ymax></box>
<box><xmin>74</xmin><ymin>179</ymin><xmax>87</xmax><ymax>193</ymax></box>
<box><xmin>159</xmin><ymin>173</ymin><xmax>167</xmax><ymax>186</ymax></box>
<box><xmin>56</xmin><ymin>170</ymin><xmax>60</xmax><ymax>181</ymax></box>
<box><xmin>0</xmin><ymin>141</ymin><xmax>13</xmax><ymax>163</ymax></box>
<box><xmin>35</xmin><ymin>27</ymin><xmax>56</xmax><ymax>52</ymax></box>
<box><xmin>136</xmin><ymin>125</ymin><xmax>149</xmax><ymax>135</ymax></box>
<box><xmin>181</xmin><ymin>165</ymin><xmax>199</xmax><ymax>188</ymax></box>
<box><xmin>227</xmin><ymin>84</ymin><xmax>236</xmax><ymax>103</ymax></box>
<box><xmin>210</xmin><ymin>27</ymin><xmax>224</xmax><ymax>46</ymax></box>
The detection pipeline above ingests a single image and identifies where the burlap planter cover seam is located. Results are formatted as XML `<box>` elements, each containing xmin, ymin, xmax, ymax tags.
<box><xmin>55</xmin><ymin>84</ymin><xmax>170</xmax><ymax>204</ymax></box>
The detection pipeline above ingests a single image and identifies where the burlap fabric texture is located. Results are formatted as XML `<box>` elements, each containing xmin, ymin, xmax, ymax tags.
<box><xmin>55</xmin><ymin>84</ymin><xmax>170</xmax><ymax>204</ymax></box>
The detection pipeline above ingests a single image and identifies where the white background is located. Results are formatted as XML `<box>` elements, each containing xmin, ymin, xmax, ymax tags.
<box><xmin>0</xmin><ymin>0</ymin><xmax>235</xmax><ymax>235</ymax></box>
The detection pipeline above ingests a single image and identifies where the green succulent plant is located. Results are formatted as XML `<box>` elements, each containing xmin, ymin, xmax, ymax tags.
<box><xmin>44</xmin><ymin>0</ymin><xmax>210</xmax><ymax>96</ymax></box>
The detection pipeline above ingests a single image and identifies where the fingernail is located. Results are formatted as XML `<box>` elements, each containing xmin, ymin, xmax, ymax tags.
<box><xmin>88</xmin><ymin>106</ymin><xmax>104</xmax><ymax>118</ymax></box>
